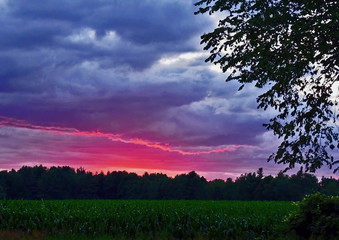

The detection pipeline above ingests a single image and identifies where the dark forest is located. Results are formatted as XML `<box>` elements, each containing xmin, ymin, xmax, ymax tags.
<box><xmin>0</xmin><ymin>166</ymin><xmax>338</xmax><ymax>200</ymax></box>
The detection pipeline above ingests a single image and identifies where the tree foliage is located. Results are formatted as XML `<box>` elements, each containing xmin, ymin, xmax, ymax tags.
<box><xmin>194</xmin><ymin>0</ymin><xmax>339</xmax><ymax>173</ymax></box>
<box><xmin>287</xmin><ymin>193</ymin><xmax>339</xmax><ymax>239</ymax></box>
<box><xmin>0</xmin><ymin>165</ymin><xmax>338</xmax><ymax>200</ymax></box>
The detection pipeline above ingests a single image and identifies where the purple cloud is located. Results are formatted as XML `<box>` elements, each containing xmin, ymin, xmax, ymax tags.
<box><xmin>0</xmin><ymin>0</ymin><xmax>336</xmax><ymax>179</ymax></box>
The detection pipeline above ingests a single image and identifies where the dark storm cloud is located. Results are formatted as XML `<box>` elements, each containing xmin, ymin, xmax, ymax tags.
<box><xmin>8</xmin><ymin>0</ymin><xmax>203</xmax><ymax>43</ymax></box>
<box><xmin>0</xmin><ymin>20</ymin><xmax>64</xmax><ymax>49</ymax></box>
<box><xmin>160</xmin><ymin>106</ymin><xmax>266</xmax><ymax>147</ymax></box>
<box><xmin>0</xmin><ymin>61</ymin><xmax>268</xmax><ymax>149</ymax></box>
<box><xmin>0</xmin><ymin>0</ymin><xmax>297</xmax><ymax>179</ymax></box>
<box><xmin>0</xmin><ymin>55</ymin><xmax>46</xmax><ymax>93</ymax></box>
<box><xmin>2</xmin><ymin>0</ymin><xmax>208</xmax><ymax>73</ymax></box>
<box><xmin>0</xmin><ymin>75</ymin><xmax>208</xmax><ymax>130</ymax></box>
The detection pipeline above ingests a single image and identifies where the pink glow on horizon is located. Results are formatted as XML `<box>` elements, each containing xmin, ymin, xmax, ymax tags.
<box><xmin>0</xmin><ymin>115</ymin><xmax>273</xmax><ymax>180</ymax></box>
<box><xmin>1</xmin><ymin>115</ymin><xmax>336</xmax><ymax>181</ymax></box>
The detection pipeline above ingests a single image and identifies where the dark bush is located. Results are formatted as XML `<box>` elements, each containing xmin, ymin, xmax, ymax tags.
<box><xmin>287</xmin><ymin>193</ymin><xmax>339</xmax><ymax>239</ymax></box>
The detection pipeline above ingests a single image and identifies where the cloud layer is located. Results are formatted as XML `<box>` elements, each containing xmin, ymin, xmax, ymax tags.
<box><xmin>0</xmin><ymin>0</ymin><xmax>336</xmax><ymax>179</ymax></box>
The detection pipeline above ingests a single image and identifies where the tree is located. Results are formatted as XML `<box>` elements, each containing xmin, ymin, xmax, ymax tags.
<box><xmin>320</xmin><ymin>177</ymin><xmax>339</xmax><ymax>196</ymax></box>
<box><xmin>194</xmin><ymin>0</ymin><xmax>339</xmax><ymax>173</ymax></box>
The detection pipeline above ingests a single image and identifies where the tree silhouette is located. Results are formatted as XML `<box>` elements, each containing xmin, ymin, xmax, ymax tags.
<box><xmin>0</xmin><ymin>165</ymin><xmax>337</xmax><ymax>200</ymax></box>
<box><xmin>194</xmin><ymin>0</ymin><xmax>339</xmax><ymax>173</ymax></box>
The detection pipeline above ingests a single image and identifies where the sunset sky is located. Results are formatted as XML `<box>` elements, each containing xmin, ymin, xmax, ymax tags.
<box><xmin>0</xmin><ymin>0</ymin><xmax>337</xmax><ymax>180</ymax></box>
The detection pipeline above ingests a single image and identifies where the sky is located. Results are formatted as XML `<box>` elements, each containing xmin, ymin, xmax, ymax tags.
<box><xmin>0</xmin><ymin>0</ymin><xmax>337</xmax><ymax>180</ymax></box>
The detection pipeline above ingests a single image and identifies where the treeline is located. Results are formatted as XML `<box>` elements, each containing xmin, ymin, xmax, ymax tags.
<box><xmin>0</xmin><ymin>166</ymin><xmax>338</xmax><ymax>200</ymax></box>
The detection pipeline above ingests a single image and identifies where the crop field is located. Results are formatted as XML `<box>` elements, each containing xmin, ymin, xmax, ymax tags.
<box><xmin>0</xmin><ymin>200</ymin><xmax>297</xmax><ymax>239</ymax></box>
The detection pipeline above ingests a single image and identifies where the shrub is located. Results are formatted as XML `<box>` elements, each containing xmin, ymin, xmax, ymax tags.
<box><xmin>287</xmin><ymin>193</ymin><xmax>339</xmax><ymax>239</ymax></box>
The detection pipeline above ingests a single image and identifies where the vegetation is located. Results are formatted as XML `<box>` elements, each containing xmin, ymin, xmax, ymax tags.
<box><xmin>0</xmin><ymin>166</ymin><xmax>337</xmax><ymax>239</ymax></box>
<box><xmin>0</xmin><ymin>199</ymin><xmax>296</xmax><ymax>240</ymax></box>
<box><xmin>0</xmin><ymin>165</ymin><xmax>338</xmax><ymax>200</ymax></box>
<box><xmin>287</xmin><ymin>193</ymin><xmax>339</xmax><ymax>239</ymax></box>
<box><xmin>194</xmin><ymin>0</ymin><xmax>339</xmax><ymax>173</ymax></box>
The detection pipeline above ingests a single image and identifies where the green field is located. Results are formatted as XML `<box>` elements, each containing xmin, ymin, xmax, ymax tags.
<box><xmin>0</xmin><ymin>200</ymin><xmax>297</xmax><ymax>239</ymax></box>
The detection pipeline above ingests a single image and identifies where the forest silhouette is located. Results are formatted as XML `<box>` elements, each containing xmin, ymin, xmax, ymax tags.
<box><xmin>0</xmin><ymin>166</ymin><xmax>338</xmax><ymax>200</ymax></box>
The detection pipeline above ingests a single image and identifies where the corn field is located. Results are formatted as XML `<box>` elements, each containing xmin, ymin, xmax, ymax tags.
<box><xmin>0</xmin><ymin>200</ymin><xmax>297</xmax><ymax>239</ymax></box>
